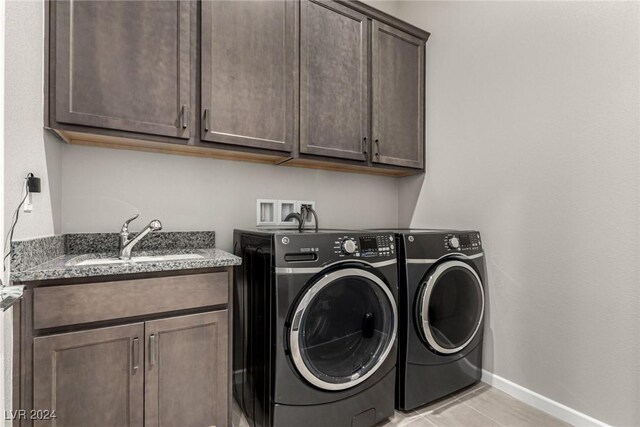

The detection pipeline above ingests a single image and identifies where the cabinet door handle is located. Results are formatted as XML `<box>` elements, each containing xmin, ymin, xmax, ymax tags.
<box><xmin>180</xmin><ymin>105</ymin><xmax>187</xmax><ymax>129</ymax></box>
<box><xmin>204</xmin><ymin>108</ymin><xmax>210</xmax><ymax>132</ymax></box>
<box><xmin>149</xmin><ymin>334</ymin><xmax>156</xmax><ymax>367</ymax></box>
<box><xmin>375</xmin><ymin>139</ymin><xmax>380</xmax><ymax>157</ymax></box>
<box><xmin>132</xmin><ymin>337</ymin><xmax>139</xmax><ymax>373</ymax></box>
<box><xmin>362</xmin><ymin>137</ymin><xmax>368</xmax><ymax>155</ymax></box>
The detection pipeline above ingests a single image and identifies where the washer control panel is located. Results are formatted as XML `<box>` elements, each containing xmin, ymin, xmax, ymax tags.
<box><xmin>334</xmin><ymin>234</ymin><xmax>395</xmax><ymax>258</ymax></box>
<box><xmin>444</xmin><ymin>232</ymin><xmax>481</xmax><ymax>251</ymax></box>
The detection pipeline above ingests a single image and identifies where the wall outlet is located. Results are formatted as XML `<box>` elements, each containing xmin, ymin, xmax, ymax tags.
<box><xmin>256</xmin><ymin>199</ymin><xmax>277</xmax><ymax>227</ymax></box>
<box><xmin>23</xmin><ymin>173</ymin><xmax>39</xmax><ymax>213</ymax></box>
<box><xmin>23</xmin><ymin>193</ymin><xmax>33</xmax><ymax>213</ymax></box>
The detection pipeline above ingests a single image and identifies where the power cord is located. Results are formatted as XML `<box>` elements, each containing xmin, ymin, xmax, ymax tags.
<box><xmin>299</xmin><ymin>207</ymin><xmax>307</xmax><ymax>232</ymax></box>
<box><xmin>303</xmin><ymin>206</ymin><xmax>319</xmax><ymax>232</ymax></box>
<box><xmin>283</xmin><ymin>212</ymin><xmax>304</xmax><ymax>232</ymax></box>
<box><xmin>3</xmin><ymin>175</ymin><xmax>31</xmax><ymax>272</ymax></box>
<box><xmin>283</xmin><ymin>206</ymin><xmax>319</xmax><ymax>232</ymax></box>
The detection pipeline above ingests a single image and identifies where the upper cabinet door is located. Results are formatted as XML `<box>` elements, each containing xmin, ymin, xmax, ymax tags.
<box><xmin>372</xmin><ymin>21</ymin><xmax>425</xmax><ymax>169</ymax></box>
<box><xmin>300</xmin><ymin>0</ymin><xmax>369</xmax><ymax>161</ymax></box>
<box><xmin>201</xmin><ymin>1</ymin><xmax>297</xmax><ymax>153</ymax></box>
<box><xmin>53</xmin><ymin>1</ymin><xmax>191</xmax><ymax>138</ymax></box>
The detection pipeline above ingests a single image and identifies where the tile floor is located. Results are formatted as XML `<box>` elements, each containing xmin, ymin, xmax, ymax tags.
<box><xmin>233</xmin><ymin>382</ymin><xmax>571</xmax><ymax>427</ymax></box>
<box><xmin>380</xmin><ymin>382</ymin><xmax>570</xmax><ymax>426</ymax></box>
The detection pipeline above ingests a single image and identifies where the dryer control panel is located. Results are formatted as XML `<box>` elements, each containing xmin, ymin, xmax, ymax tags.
<box><xmin>334</xmin><ymin>234</ymin><xmax>395</xmax><ymax>258</ymax></box>
<box><xmin>272</xmin><ymin>231</ymin><xmax>397</xmax><ymax>268</ymax></box>
<box><xmin>398</xmin><ymin>229</ymin><xmax>483</xmax><ymax>260</ymax></box>
<box><xmin>444</xmin><ymin>232</ymin><xmax>482</xmax><ymax>252</ymax></box>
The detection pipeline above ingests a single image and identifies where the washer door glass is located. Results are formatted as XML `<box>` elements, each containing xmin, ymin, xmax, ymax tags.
<box><xmin>418</xmin><ymin>260</ymin><xmax>484</xmax><ymax>354</ymax></box>
<box><xmin>290</xmin><ymin>268</ymin><xmax>397</xmax><ymax>391</ymax></box>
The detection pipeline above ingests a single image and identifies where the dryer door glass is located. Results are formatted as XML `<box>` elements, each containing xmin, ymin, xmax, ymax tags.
<box><xmin>289</xmin><ymin>268</ymin><xmax>397</xmax><ymax>391</ymax></box>
<box><xmin>418</xmin><ymin>260</ymin><xmax>484</xmax><ymax>354</ymax></box>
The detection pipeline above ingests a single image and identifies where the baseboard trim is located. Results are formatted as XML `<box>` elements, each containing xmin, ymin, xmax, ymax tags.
<box><xmin>481</xmin><ymin>370</ymin><xmax>609</xmax><ymax>427</ymax></box>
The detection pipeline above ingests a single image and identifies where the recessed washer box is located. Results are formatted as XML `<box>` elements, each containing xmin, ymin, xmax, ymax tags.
<box><xmin>256</xmin><ymin>199</ymin><xmax>277</xmax><ymax>227</ymax></box>
<box><xmin>299</xmin><ymin>201</ymin><xmax>316</xmax><ymax>226</ymax></box>
<box><xmin>256</xmin><ymin>199</ymin><xmax>317</xmax><ymax>227</ymax></box>
<box><xmin>278</xmin><ymin>200</ymin><xmax>298</xmax><ymax>225</ymax></box>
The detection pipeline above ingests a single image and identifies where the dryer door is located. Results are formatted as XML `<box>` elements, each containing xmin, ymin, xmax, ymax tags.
<box><xmin>417</xmin><ymin>260</ymin><xmax>484</xmax><ymax>354</ymax></box>
<box><xmin>289</xmin><ymin>268</ymin><xmax>397</xmax><ymax>391</ymax></box>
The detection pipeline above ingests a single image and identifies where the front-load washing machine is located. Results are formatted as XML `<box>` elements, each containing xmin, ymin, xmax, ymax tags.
<box><xmin>233</xmin><ymin>229</ymin><xmax>399</xmax><ymax>427</ymax></box>
<box><xmin>380</xmin><ymin>229</ymin><xmax>487</xmax><ymax>410</ymax></box>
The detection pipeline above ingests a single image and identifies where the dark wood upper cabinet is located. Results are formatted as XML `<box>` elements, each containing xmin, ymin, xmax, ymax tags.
<box><xmin>52</xmin><ymin>1</ymin><xmax>191</xmax><ymax>138</ymax></box>
<box><xmin>201</xmin><ymin>1</ymin><xmax>298</xmax><ymax>153</ymax></box>
<box><xmin>47</xmin><ymin>0</ymin><xmax>428</xmax><ymax>175</ymax></box>
<box><xmin>299</xmin><ymin>0</ymin><xmax>369</xmax><ymax>161</ymax></box>
<box><xmin>144</xmin><ymin>311</ymin><xmax>229</xmax><ymax>427</ymax></box>
<box><xmin>33</xmin><ymin>323</ymin><xmax>145</xmax><ymax>427</ymax></box>
<box><xmin>372</xmin><ymin>21</ymin><xmax>425</xmax><ymax>169</ymax></box>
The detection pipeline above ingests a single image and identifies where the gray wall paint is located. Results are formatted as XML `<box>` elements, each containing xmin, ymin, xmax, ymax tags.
<box><xmin>360</xmin><ymin>1</ymin><xmax>402</xmax><ymax>15</ymax></box>
<box><xmin>60</xmin><ymin>145</ymin><xmax>399</xmax><ymax>251</ymax></box>
<box><xmin>3</xmin><ymin>0</ymin><xmax>63</xmax><ymax>420</ymax></box>
<box><xmin>1</xmin><ymin>0</ymin><xmax>6</xmax><ymax>418</ymax></box>
<box><xmin>394</xmin><ymin>1</ymin><xmax>640</xmax><ymax>425</ymax></box>
<box><xmin>4</xmin><ymin>0</ymin><xmax>62</xmax><ymax>242</ymax></box>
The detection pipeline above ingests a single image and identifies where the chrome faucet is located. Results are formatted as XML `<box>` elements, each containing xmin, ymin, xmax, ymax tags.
<box><xmin>119</xmin><ymin>214</ymin><xmax>163</xmax><ymax>260</ymax></box>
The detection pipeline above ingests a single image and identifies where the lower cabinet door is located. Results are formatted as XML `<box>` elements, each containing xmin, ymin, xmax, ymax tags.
<box><xmin>33</xmin><ymin>323</ymin><xmax>145</xmax><ymax>427</ymax></box>
<box><xmin>144</xmin><ymin>310</ymin><xmax>229</xmax><ymax>427</ymax></box>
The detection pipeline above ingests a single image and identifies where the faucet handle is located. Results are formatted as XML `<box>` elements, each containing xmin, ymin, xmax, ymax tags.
<box><xmin>121</xmin><ymin>214</ymin><xmax>140</xmax><ymax>233</ymax></box>
<box><xmin>149</xmin><ymin>220</ymin><xmax>163</xmax><ymax>231</ymax></box>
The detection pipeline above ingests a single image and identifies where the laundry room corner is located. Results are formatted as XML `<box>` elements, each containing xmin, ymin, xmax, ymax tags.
<box><xmin>391</xmin><ymin>1</ymin><xmax>640</xmax><ymax>426</ymax></box>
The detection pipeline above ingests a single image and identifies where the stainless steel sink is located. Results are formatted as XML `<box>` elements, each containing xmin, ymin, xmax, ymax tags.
<box><xmin>72</xmin><ymin>253</ymin><xmax>205</xmax><ymax>266</ymax></box>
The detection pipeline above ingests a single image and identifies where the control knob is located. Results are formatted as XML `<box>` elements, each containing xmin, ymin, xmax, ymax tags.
<box><xmin>448</xmin><ymin>236</ymin><xmax>460</xmax><ymax>250</ymax></box>
<box><xmin>342</xmin><ymin>239</ymin><xmax>357</xmax><ymax>254</ymax></box>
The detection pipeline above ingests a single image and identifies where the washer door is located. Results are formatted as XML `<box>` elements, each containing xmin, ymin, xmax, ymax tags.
<box><xmin>417</xmin><ymin>260</ymin><xmax>484</xmax><ymax>354</ymax></box>
<box><xmin>289</xmin><ymin>268</ymin><xmax>397</xmax><ymax>391</ymax></box>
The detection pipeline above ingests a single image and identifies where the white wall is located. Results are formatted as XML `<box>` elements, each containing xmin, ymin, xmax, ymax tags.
<box><xmin>361</xmin><ymin>0</ymin><xmax>402</xmax><ymax>15</ymax></box>
<box><xmin>4</xmin><ymin>0</ymin><xmax>62</xmax><ymax>242</ymax></box>
<box><xmin>394</xmin><ymin>2</ymin><xmax>640</xmax><ymax>425</ymax></box>
<box><xmin>60</xmin><ymin>145</ymin><xmax>399</xmax><ymax>251</ymax></box>
<box><xmin>0</xmin><ymin>0</ymin><xmax>7</xmax><ymax>420</ymax></box>
<box><xmin>4</xmin><ymin>0</ymin><xmax>63</xmax><ymax>421</ymax></box>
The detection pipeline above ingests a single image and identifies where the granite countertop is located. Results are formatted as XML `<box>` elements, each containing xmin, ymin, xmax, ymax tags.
<box><xmin>12</xmin><ymin>248</ymin><xmax>240</xmax><ymax>282</ymax></box>
<box><xmin>10</xmin><ymin>232</ymin><xmax>241</xmax><ymax>283</ymax></box>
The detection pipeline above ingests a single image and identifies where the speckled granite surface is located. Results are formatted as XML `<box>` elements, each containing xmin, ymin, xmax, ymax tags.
<box><xmin>10</xmin><ymin>231</ymin><xmax>239</xmax><ymax>283</ymax></box>
<box><xmin>11</xmin><ymin>235</ymin><xmax>65</xmax><ymax>272</ymax></box>
<box><xmin>65</xmin><ymin>231</ymin><xmax>216</xmax><ymax>254</ymax></box>
<box><xmin>11</xmin><ymin>248</ymin><xmax>240</xmax><ymax>282</ymax></box>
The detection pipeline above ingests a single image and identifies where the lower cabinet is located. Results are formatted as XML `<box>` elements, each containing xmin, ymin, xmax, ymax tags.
<box><xmin>33</xmin><ymin>323</ymin><xmax>145</xmax><ymax>427</ymax></box>
<box><xmin>32</xmin><ymin>311</ymin><xmax>228</xmax><ymax>427</ymax></box>
<box><xmin>145</xmin><ymin>311</ymin><xmax>228</xmax><ymax>427</ymax></box>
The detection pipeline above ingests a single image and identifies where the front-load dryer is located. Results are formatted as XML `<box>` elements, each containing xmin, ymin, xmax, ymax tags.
<box><xmin>233</xmin><ymin>229</ymin><xmax>399</xmax><ymax>427</ymax></box>
<box><xmin>376</xmin><ymin>229</ymin><xmax>487</xmax><ymax>411</ymax></box>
